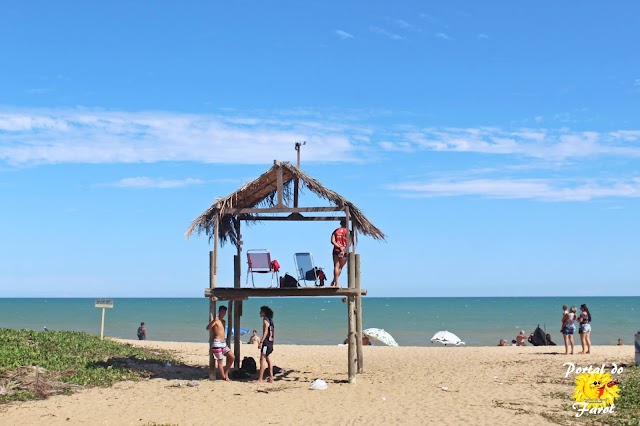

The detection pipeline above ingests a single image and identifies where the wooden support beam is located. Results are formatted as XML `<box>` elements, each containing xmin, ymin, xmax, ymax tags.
<box><xmin>205</xmin><ymin>286</ymin><xmax>367</xmax><ymax>299</ymax></box>
<box><xmin>230</xmin><ymin>206</ymin><xmax>342</xmax><ymax>214</ymax></box>
<box><xmin>276</xmin><ymin>166</ymin><xmax>284</xmax><ymax>207</ymax></box>
<box><xmin>347</xmin><ymin>295</ymin><xmax>356</xmax><ymax>384</ymax></box>
<box><xmin>345</xmin><ymin>207</ymin><xmax>351</xmax><ymax>254</ymax></box>
<box><xmin>208</xmin><ymin>298</ymin><xmax>216</xmax><ymax>379</ymax></box>
<box><xmin>226</xmin><ymin>301</ymin><xmax>233</xmax><ymax>346</ymax></box>
<box><xmin>240</xmin><ymin>215</ymin><xmax>343</xmax><ymax>222</ymax></box>
<box><xmin>233</xmin><ymin>254</ymin><xmax>242</xmax><ymax>368</ymax></box>
<box><xmin>347</xmin><ymin>252</ymin><xmax>355</xmax><ymax>289</ymax></box>
<box><xmin>355</xmin><ymin>254</ymin><xmax>363</xmax><ymax>373</ymax></box>
<box><xmin>208</xmin><ymin>216</ymin><xmax>219</xmax><ymax>380</ymax></box>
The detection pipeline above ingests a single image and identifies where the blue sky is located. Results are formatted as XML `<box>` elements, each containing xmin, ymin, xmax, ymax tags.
<box><xmin>1</xmin><ymin>1</ymin><xmax>639</xmax><ymax>297</ymax></box>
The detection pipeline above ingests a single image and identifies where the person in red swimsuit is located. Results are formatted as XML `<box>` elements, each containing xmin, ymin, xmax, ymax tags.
<box><xmin>330</xmin><ymin>219</ymin><xmax>349</xmax><ymax>287</ymax></box>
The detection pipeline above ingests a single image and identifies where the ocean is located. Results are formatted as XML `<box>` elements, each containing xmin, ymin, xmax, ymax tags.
<box><xmin>0</xmin><ymin>297</ymin><xmax>638</xmax><ymax>346</ymax></box>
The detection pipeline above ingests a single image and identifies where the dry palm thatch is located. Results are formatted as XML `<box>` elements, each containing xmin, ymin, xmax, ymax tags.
<box><xmin>0</xmin><ymin>366</ymin><xmax>81</xmax><ymax>399</ymax></box>
<box><xmin>185</xmin><ymin>161</ymin><xmax>385</xmax><ymax>248</ymax></box>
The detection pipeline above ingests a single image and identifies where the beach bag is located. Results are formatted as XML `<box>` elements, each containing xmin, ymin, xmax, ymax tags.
<box><xmin>241</xmin><ymin>356</ymin><xmax>257</xmax><ymax>374</ymax></box>
<box><xmin>271</xmin><ymin>260</ymin><xmax>280</xmax><ymax>273</ymax></box>
<box><xmin>280</xmin><ymin>273</ymin><xmax>299</xmax><ymax>288</ymax></box>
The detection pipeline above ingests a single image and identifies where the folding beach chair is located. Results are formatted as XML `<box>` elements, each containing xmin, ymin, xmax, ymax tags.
<box><xmin>246</xmin><ymin>249</ymin><xmax>279</xmax><ymax>287</ymax></box>
<box><xmin>293</xmin><ymin>252</ymin><xmax>326</xmax><ymax>287</ymax></box>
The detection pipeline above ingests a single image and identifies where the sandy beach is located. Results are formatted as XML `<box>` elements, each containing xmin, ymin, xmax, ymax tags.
<box><xmin>0</xmin><ymin>340</ymin><xmax>633</xmax><ymax>425</ymax></box>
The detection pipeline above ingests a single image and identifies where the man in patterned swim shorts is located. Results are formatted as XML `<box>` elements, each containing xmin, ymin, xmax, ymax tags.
<box><xmin>206</xmin><ymin>305</ymin><xmax>235</xmax><ymax>381</ymax></box>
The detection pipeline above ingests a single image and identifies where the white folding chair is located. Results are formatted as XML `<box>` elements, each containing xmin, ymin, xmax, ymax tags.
<box><xmin>246</xmin><ymin>249</ymin><xmax>279</xmax><ymax>287</ymax></box>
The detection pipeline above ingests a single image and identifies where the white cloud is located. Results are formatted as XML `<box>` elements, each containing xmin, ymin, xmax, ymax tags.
<box><xmin>390</xmin><ymin>178</ymin><xmax>640</xmax><ymax>201</ymax></box>
<box><xmin>334</xmin><ymin>29</ymin><xmax>354</xmax><ymax>40</ymax></box>
<box><xmin>370</xmin><ymin>26</ymin><xmax>404</xmax><ymax>41</ymax></box>
<box><xmin>382</xmin><ymin>127</ymin><xmax>640</xmax><ymax>160</ymax></box>
<box><xmin>393</xmin><ymin>19</ymin><xmax>416</xmax><ymax>30</ymax></box>
<box><xmin>0</xmin><ymin>108</ymin><xmax>367</xmax><ymax>166</ymax></box>
<box><xmin>476</xmin><ymin>33</ymin><xmax>489</xmax><ymax>40</ymax></box>
<box><xmin>435</xmin><ymin>32</ymin><xmax>452</xmax><ymax>41</ymax></box>
<box><xmin>101</xmin><ymin>177</ymin><xmax>204</xmax><ymax>189</ymax></box>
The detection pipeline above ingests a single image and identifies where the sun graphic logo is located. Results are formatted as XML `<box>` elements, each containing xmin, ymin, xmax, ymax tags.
<box><xmin>571</xmin><ymin>371</ymin><xmax>620</xmax><ymax>416</ymax></box>
<box><xmin>564</xmin><ymin>362</ymin><xmax>624</xmax><ymax>417</ymax></box>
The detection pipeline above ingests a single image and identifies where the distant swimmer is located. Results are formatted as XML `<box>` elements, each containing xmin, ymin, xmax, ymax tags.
<box><xmin>248</xmin><ymin>330</ymin><xmax>260</xmax><ymax>345</ymax></box>
<box><xmin>137</xmin><ymin>322</ymin><xmax>147</xmax><ymax>340</ymax></box>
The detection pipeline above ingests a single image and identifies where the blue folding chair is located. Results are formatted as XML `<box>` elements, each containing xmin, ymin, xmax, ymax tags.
<box><xmin>293</xmin><ymin>252</ymin><xmax>326</xmax><ymax>287</ymax></box>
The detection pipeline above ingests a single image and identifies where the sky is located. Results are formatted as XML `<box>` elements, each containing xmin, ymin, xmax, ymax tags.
<box><xmin>1</xmin><ymin>1</ymin><xmax>639</xmax><ymax>297</ymax></box>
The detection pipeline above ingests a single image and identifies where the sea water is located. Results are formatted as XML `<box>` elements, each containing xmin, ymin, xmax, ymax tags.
<box><xmin>0</xmin><ymin>297</ymin><xmax>638</xmax><ymax>346</ymax></box>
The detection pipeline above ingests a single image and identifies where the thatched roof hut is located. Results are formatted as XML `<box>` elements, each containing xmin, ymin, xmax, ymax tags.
<box><xmin>185</xmin><ymin>161</ymin><xmax>385</xmax><ymax>248</ymax></box>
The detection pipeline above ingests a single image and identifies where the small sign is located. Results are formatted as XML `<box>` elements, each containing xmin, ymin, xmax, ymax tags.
<box><xmin>95</xmin><ymin>299</ymin><xmax>113</xmax><ymax>308</ymax></box>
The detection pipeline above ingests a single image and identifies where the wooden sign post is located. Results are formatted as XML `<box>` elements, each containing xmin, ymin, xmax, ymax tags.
<box><xmin>94</xmin><ymin>299</ymin><xmax>114</xmax><ymax>340</ymax></box>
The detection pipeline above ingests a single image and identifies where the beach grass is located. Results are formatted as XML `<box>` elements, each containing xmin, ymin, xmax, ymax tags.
<box><xmin>0</xmin><ymin>328</ymin><xmax>174</xmax><ymax>403</ymax></box>
<box><xmin>601</xmin><ymin>365</ymin><xmax>640</xmax><ymax>426</ymax></box>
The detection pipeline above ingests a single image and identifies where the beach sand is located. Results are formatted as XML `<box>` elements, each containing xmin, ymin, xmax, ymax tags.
<box><xmin>0</xmin><ymin>341</ymin><xmax>633</xmax><ymax>425</ymax></box>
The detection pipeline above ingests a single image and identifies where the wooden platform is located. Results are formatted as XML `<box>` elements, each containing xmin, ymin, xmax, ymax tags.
<box><xmin>204</xmin><ymin>286</ymin><xmax>367</xmax><ymax>300</ymax></box>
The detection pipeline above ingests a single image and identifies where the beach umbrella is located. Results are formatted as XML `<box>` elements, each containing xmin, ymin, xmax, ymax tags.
<box><xmin>363</xmin><ymin>328</ymin><xmax>399</xmax><ymax>347</ymax></box>
<box><xmin>225</xmin><ymin>327</ymin><xmax>250</xmax><ymax>336</ymax></box>
<box><xmin>431</xmin><ymin>330</ymin><xmax>465</xmax><ymax>346</ymax></box>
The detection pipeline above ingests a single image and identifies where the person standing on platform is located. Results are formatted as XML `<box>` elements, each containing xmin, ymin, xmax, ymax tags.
<box><xmin>257</xmin><ymin>306</ymin><xmax>275</xmax><ymax>383</ymax></box>
<box><xmin>330</xmin><ymin>219</ymin><xmax>349</xmax><ymax>287</ymax></box>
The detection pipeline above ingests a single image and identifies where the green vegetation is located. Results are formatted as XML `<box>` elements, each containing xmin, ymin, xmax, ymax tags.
<box><xmin>0</xmin><ymin>328</ymin><xmax>175</xmax><ymax>404</ymax></box>
<box><xmin>602</xmin><ymin>365</ymin><xmax>640</xmax><ymax>426</ymax></box>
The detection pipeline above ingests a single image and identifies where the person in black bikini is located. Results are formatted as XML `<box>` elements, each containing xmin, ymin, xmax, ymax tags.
<box><xmin>257</xmin><ymin>306</ymin><xmax>275</xmax><ymax>383</ymax></box>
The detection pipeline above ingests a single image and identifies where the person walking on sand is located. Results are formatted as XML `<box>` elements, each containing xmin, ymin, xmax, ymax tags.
<box><xmin>137</xmin><ymin>322</ymin><xmax>146</xmax><ymax>340</ymax></box>
<box><xmin>578</xmin><ymin>304</ymin><xmax>592</xmax><ymax>354</ymax></box>
<box><xmin>330</xmin><ymin>219</ymin><xmax>349</xmax><ymax>287</ymax></box>
<box><xmin>206</xmin><ymin>305</ymin><xmax>235</xmax><ymax>381</ymax></box>
<box><xmin>257</xmin><ymin>306</ymin><xmax>275</xmax><ymax>383</ymax></box>
<box><xmin>561</xmin><ymin>306</ymin><xmax>577</xmax><ymax>355</ymax></box>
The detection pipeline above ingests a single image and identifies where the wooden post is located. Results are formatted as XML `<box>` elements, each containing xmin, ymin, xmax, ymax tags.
<box><xmin>347</xmin><ymin>251</ymin><xmax>357</xmax><ymax>383</ymax></box>
<box><xmin>347</xmin><ymin>294</ymin><xmax>356</xmax><ymax>384</ymax></box>
<box><xmin>276</xmin><ymin>165</ymin><xmax>283</xmax><ymax>207</ymax></box>
<box><xmin>233</xmin><ymin>254</ymin><xmax>242</xmax><ymax>368</ymax></box>
<box><xmin>208</xmin><ymin>216</ymin><xmax>219</xmax><ymax>380</ymax></box>
<box><xmin>355</xmin><ymin>254</ymin><xmax>363</xmax><ymax>373</ymax></box>
<box><xmin>226</xmin><ymin>301</ymin><xmax>233</xmax><ymax>346</ymax></box>
<box><xmin>344</xmin><ymin>207</ymin><xmax>351</xmax><ymax>254</ymax></box>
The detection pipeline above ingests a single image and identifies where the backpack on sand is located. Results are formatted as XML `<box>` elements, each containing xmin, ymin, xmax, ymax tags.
<box><xmin>241</xmin><ymin>356</ymin><xmax>257</xmax><ymax>374</ymax></box>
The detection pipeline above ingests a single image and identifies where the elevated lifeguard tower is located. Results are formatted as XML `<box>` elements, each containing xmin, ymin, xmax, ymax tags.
<box><xmin>185</xmin><ymin>160</ymin><xmax>385</xmax><ymax>383</ymax></box>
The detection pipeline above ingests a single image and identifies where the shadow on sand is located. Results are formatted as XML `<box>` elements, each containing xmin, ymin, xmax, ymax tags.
<box><xmin>88</xmin><ymin>357</ymin><xmax>209</xmax><ymax>381</ymax></box>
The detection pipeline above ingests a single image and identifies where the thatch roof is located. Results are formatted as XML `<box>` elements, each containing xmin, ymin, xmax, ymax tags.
<box><xmin>185</xmin><ymin>161</ymin><xmax>385</xmax><ymax>248</ymax></box>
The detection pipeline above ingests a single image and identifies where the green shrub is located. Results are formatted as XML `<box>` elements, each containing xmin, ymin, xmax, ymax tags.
<box><xmin>0</xmin><ymin>328</ymin><xmax>175</xmax><ymax>403</ymax></box>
